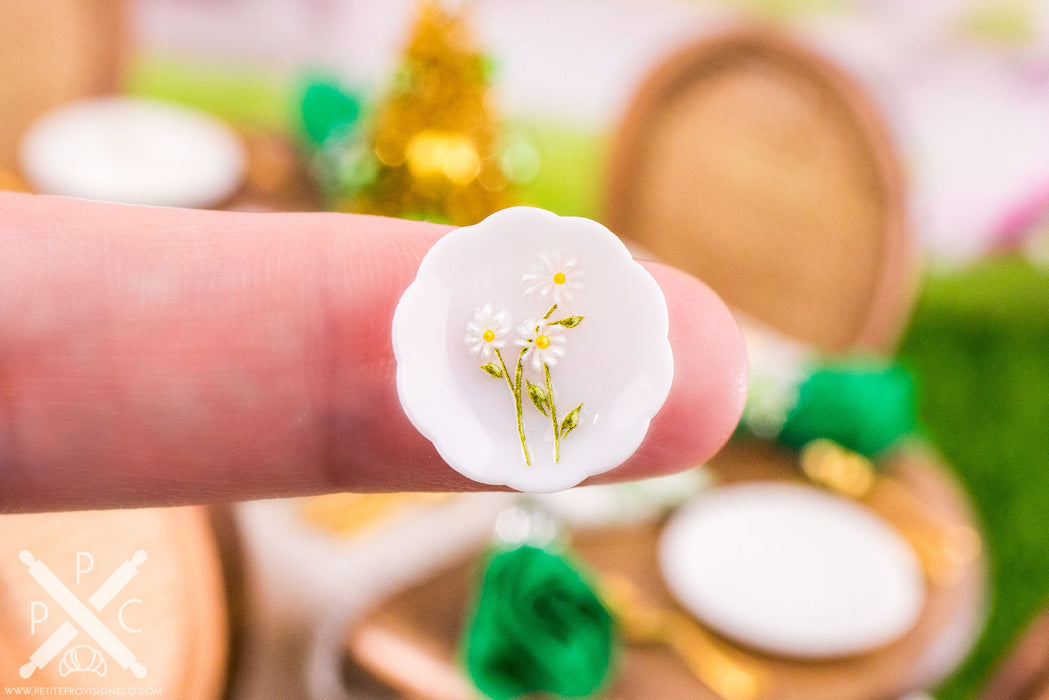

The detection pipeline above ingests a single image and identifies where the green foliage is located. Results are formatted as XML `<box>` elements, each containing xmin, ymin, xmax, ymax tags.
<box><xmin>553</xmin><ymin>315</ymin><xmax>584</xmax><ymax>329</ymax></box>
<box><xmin>560</xmin><ymin>404</ymin><xmax>582</xmax><ymax>439</ymax></box>
<box><xmin>526</xmin><ymin>380</ymin><xmax>549</xmax><ymax>416</ymax></box>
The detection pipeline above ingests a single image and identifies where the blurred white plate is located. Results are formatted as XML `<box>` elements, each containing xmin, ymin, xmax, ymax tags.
<box><xmin>20</xmin><ymin>96</ymin><xmax>244</xmax><ymax>208</ymax></box>
<box><xmin>659</xmin><ymin>481</ymin><xmax>925</xmax><ymax>659</ymax></box>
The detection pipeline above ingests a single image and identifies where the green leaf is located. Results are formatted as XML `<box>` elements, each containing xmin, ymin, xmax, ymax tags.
<box><xmin>481</xmin><ymin>363</ymin><xmax>503</xmax><ymax>378</ymax></box>
<box><xmin>526</xmin><ymin>381</ymin><xmax>549</xmax><ymax>416</ymax></box>
<box><xmin>553</xmin><ymin>315</ymin><xmax>584</xmax><ymax>329</ymax></box>
<box><xmin>560</xmin><ymin>404</ymin><xmax>583</xmax><ymax>438</ymax></box>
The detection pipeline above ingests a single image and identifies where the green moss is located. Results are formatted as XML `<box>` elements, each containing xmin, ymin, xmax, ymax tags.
<box><xmin>899</xmin><ymin>256</ymin><xmax>1049</xmax><ymax>698</ymax></box>
<box><xmin>463</xmin><ymin>546</ymin><xmax>614</xmax><ymax>699</ymax></box>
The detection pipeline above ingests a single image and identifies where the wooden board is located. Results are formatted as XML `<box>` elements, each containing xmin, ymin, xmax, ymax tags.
<box><xmin>0</xmin><ymin>1</ymin><xmax>126</xmax><ymax>172</ymax></box>
<box><xmin>605</xmin><ymin>30</ymin><xmax>913</xmax><ymax>353</ymax></box>
<box><xmin>0</xmin><ymin>506</ymin><xmax>228</xmax><ymax>698</ymax></box>
<box><xmin>980</xmin><ymin>606</ymin><xmax>1049</xmax><ymax>700</ymax></box>
<box><xmin>347</xmin><ymin>445</ymin><xmax>985</xmax><ymax>699</ymax></box>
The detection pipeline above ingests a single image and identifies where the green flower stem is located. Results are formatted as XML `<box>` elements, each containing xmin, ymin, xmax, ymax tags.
<box><xmin>544</xmin><ymin>363</ymin><xmax>560</xmax><ymax>463</ymax></box>
<box><xmin>494</xmin><ymin>347</ymin><xmax>531</xmax><ymax>466</ymax></box>
<box><xmin>514</xmin><ymin>349</ymin><xmax>530</xmax><ymax>466</ymax></box>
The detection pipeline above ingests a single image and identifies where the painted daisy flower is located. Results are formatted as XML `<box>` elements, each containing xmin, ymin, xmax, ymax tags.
<box><xmin>465</xmin><ymin>303</ymin><xmax>510</xmax><ymax>361</ymax></box>
<box><xmin>516</xmin><ymin>318</ymin><xmax>568</xmax><ymax>370</ymax></box>
<box><xmin>522</xmin><ymin>250</ymin><xmax>585</xmax><ymax>305</ymax></box>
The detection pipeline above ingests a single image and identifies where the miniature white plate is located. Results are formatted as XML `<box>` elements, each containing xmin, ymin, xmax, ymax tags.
<box><xmin>20</xmin><ymin>97</ymin><xmax>244</xmax><ymax>208</ymax></box>
<box><xmin>393</xmin><ymin>206</ymin><xmax>673</xmax><ymax>493</ymax></box>
<box><xmin>660</xmin><ymin>482</ymin><xmax>925</xmax><ymax>658</ymax></box>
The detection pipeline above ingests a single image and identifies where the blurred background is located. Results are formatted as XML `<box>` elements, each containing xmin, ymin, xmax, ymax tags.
<box><xmin>2</xmin><ymin>1</ymin><xmax>1049</xmax><ymax>698</ymax></box>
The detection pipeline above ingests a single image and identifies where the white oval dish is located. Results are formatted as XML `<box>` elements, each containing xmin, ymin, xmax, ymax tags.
<box><xmin>660</xmin><ymin>482</ymin><xmax>925</xmax><ymax>658</ymax></box>
<box><xmin>20</xmin><ymin>97</ymin><xmax>244</xmax><ymax>208</ymax></box>
<box><xmin>393</xmin><ymin>206</ymin><xmax>674</xmax><ymax>493</ymax></box>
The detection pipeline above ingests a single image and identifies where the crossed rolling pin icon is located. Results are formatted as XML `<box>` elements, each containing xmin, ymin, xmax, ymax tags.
<box><xmin>18</xmin><ymin>550</ymin><xmax>148</xmax><ymax>679</ymax></box>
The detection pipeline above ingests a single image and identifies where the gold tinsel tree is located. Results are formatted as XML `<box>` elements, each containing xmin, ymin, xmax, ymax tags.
<box><xmin>350</xmin><ymin>1</ymin><xmax>510</xmax><ymax>225</ymax></box>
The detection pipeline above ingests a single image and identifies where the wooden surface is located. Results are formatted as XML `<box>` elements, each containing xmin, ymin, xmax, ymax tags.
<box><xmin>0</xmin><ymin>1</ymin><xmax>126</xmax><ymax>171</ymax></box>
<box><xmin>224</xmin><ymin>129</ymin><xmax>322</xmax><ymax>213</ymax></box>
<box><xmin>980</xmin><ymin>606</ymin><xmax>1049</xmax><ymax>700</ymax></box>
<box><xmin>0</xmin><ymin>507</ymin><xmax>228</xmax><ymax>698</ymax></box>
<box><xmin>605</xmin><ymin>30</ymin><xmax>912</xmax><ymax>353</ymax></box>
<box><xmin>347</xmin><ymin>444</ymin><xmax>985</xmax><ymax>699</ymax></box>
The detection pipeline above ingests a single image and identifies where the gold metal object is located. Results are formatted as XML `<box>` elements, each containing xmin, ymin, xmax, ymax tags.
<box><xmin>867</xmin><ymin>477</ymin><xmax>983</xmax><ymax>587</ymax></box>
<box><xmin>601</xmin><ymin>575</ymin><xmax>768</xmax><ymax>700</ymax></box>
<box><xmin>299</xmin><ymin>492</ymin><xmax>452</xmax><ymax>537</ymax></box>
<box><xmin>800</xmin><ymin>438</ymin><xmax>875</xmax><ymax>498</ymax></box>
<box><xmin>0</xmin><ymin>168</ymin><xmax>30</xmax><ymax>192</ymax></box>
<box><xmin>801</xmin><ymin>439</ymin><xmax>981</xmax><ymax>586</ymax></box>
<box><xmin>352</xmin><ymin>1</ymin><xmax>510</xmax><ymax>224</ymax></box>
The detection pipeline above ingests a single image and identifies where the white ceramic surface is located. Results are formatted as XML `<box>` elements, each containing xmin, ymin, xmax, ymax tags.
<box><xmin>393</xmin><ymin>206</ymin><xmax>674</xmax><ymax>493</ymax></box>
<box><xmin>660</xmin><ymin>482</ymin><xmax>925</xmax><ymax>658</ymax></box>
<box><xmin>535</xmin><ymin>469</ymin><xmax>709</xmax><ymax>528</ymax></box>
<box><xmin>20</xmin><ymin>97</ymin><xmax>245</xmax><ymax>208</ymax></box>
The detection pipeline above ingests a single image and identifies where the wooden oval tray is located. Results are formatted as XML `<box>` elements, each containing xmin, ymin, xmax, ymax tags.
<box><xmin>0</xmin><ymin>1</ymin><xmax>126</xmax><ymax>171</ymax></box>
<box><xmin>981</xmin><ymin>605</ymin><xmax>1049</xmax><ymax>700</ymax></box>
<box><xmin>0</xmin><ymin>506</ymin><xmax>228</xmax><ymax>698</ymax></box>
<box><xmin>345</xmin><ymin>444</ymin><xmax>984</xmax><ymax>699</ymax></box>
<box><xmin>605</xmin><ymin>30</ymin><xmax>912</xmax><ymax>353</ymax></box>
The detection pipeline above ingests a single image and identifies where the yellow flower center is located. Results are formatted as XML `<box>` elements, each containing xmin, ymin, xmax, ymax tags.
<box><xmin>535</xmin><ymin>334</ymin><xmax>550</xmax><ymax>349</ymax></box>
<box><xmin>552</xmin><ymin>271</ymin><xmax>567</xmax><ymax>285</ymax></box>
<box><xmin>482</xmin><ymin>329</ymin><xmax>496</xmax><ymax>343</ymax></box>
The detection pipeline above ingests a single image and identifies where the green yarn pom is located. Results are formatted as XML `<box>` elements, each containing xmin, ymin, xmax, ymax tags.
<box><xmin>463</xmin><ymin>546</ymin><xmax>615</xmax><ymax>700</ymax></box>
<box><xmin>298</xmin><ymin>77</ymin><xmax>362</xmax><ymax>147</ymax></box>
<box><xmin>778</xmin><ymin>362</ymin><xmax>917</xmax><ymax>457</ymax></box>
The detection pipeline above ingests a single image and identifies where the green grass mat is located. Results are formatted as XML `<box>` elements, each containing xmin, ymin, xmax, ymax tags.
<box><xmin>899</xmin><ymin>257</ymin><xmax>1049</xmax><ymax>698</ymax></box>
<box><xmin>125</xmin><ymin>54</ymin><xmax>300</xmax><ymax>133</ymax></box>
<box><xmin>515</xmin><ymin>125</ymin><xmax>606</xmax><ymax>219</ymax></box>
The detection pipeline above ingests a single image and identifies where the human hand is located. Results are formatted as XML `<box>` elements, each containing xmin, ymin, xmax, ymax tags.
<box><xmin>0</xmin><ymin>193</ymin><xmax>746</xmax><ymax>511</ymax></box>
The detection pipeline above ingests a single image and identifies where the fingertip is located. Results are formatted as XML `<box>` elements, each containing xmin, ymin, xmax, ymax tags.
<box><xmin>594</xmin><ymin>262</ymin><xmax>748</xmax><ymax>483</ymax></box>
